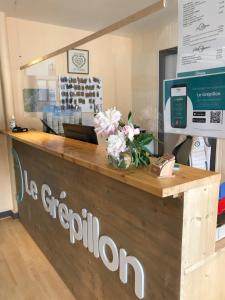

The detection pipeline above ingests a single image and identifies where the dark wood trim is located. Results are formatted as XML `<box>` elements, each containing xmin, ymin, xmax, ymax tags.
<box><xmin>158</xmin><ymin>47</ymin><xmax>177</xmax><ymax>156</ymax></box>
<box><xmin>208</xmin><ymin>138</ymin><xmax>217</xmax><ymax>171</ymax></box>
<box><xmin>0</xmin><ymin>210</ymin><xmax>11</xmax><ymax>219</ymax></box>
<box><xmin>0</xmin><ymin>210</ymin><xmax>19</xmax><ymax>219</ymax></box>
<box><xmin>12</xmin><ymin>212</ymin><xmax>19</xmax><ymax>219</ymax></box>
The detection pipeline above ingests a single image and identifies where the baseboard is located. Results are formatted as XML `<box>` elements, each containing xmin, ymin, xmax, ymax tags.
<box><xmin>0</xmin><ymin>210</ymin><xmax>19</xmax><ymax>219</ymax></box>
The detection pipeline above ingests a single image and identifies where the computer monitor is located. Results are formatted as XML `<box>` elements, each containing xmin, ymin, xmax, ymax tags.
<box><xmin>63</xmin><ymin>123</ymin><xmax>98</xmax><ymax>145</ymax></box>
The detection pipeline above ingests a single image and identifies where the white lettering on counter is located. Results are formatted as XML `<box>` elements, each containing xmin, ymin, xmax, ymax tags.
<box><xmin>24</xmin><ymin>170</ymin><xmax>38</xmax><ymax>200</ymax></box>
<box><xmin>24</xmin><ymin>170</ymin><xmax>145</xmax><ymax>299</ymax></box>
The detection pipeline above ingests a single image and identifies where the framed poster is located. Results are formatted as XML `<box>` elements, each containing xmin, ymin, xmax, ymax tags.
<box><xmin>67</xmin><ymin>49</ymin><xmax>89</xmax><ymax>74</ymax></box>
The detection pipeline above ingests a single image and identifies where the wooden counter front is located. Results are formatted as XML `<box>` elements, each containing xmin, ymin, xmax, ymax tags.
<box><xmin>4</xmin><ymin>131</ymin><xmax>225</xmax><ymax>300</ymax></box>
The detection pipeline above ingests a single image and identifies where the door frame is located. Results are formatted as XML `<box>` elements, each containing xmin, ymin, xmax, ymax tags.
<box><xmin>158</xmin><ymin>47</ymin><xmax>217</xmax><ymax>171</ymax></box>
<box><xmin>158</xmin><ymin>47</ymin><xmax>177</xmax><ymax>156</ymax></box>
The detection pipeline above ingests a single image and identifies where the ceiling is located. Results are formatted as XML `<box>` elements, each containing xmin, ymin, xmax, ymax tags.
<box><xmin>0</xmin><ymin>0</ymin><xmax>177</xmax><ymax>32</ymax></box>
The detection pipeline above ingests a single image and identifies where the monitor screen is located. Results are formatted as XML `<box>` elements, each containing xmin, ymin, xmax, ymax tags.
<box><xmin>63</xmin><ymin>123</ymin><xmax>98</xmax><ymax>145</ymax></box>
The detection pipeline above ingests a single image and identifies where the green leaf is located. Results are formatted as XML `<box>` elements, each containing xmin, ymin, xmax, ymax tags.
<box><xmin>139</xmin><ymin>136</ymin><xmax>153</xmax><ymax>146</ymax></box>
<box><xmin>141</xmin><ymin>145</ymin><xmax>152</xmax><ymax>153</ymax></box>
<box><xmin>139</xmin><ymin>156</ymin><xmax>147</xmax><ymax>166</ymax></box>
<box><xmin>134</xmin><ymin>153</ymin><xmax>139</xmax><ymax>167</ymax></box>
<box><xmin>128</xmin><ymin>112</ymin><xmax>132</xmax><ymax>124</ymax></box>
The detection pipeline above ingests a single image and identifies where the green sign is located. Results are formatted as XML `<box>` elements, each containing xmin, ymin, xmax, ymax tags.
<box><xmin>164</xmin><ymin>73</ymin><xmax>225</xmax><ymax>138</ymax></box>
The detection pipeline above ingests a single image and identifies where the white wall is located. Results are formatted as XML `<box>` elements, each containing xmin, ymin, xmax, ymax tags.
<box><xmin>0</xmin><ymin>136</ymin><xmax>14</xmax><ymax>213</ymax></box>
<box><xmin>131</xmin><ymin>19</ymin><xmax>178</xmax><ymax>135</ymax></box>
<box><xmin>6</xmin><ymin>17</ymin><xmax>132</xmax><ymax>130</ymax></box>
<box><xmin>0</xmin><ymin>82</ymin><xmax>14</xmax><ymax>213</ymax></box>
<box><xmin>0</xmin><ymin>12</ymin><xmax>15</xmax><ymax>213</ymax></box>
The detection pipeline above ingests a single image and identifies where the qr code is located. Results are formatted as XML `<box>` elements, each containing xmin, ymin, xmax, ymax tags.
<box><xmin>210</xmin><ymin>111</ymin><xmax>223</xmax><ymax>124</ymax></box>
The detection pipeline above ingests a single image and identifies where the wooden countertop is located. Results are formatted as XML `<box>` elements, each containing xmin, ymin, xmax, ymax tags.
<box><xmin>3</xmin><ymin>130</ymin><xmax>221</xmax><ymax>198</ymax></box>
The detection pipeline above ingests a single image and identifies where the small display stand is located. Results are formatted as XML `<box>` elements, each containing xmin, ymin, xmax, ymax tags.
<box><xmin>150</xmin><ymin>154</ymin><xmax>175</xmax><ymax>178</ymax></box>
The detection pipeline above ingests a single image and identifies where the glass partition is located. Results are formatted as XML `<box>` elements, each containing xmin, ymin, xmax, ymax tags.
<box><xmin>19</xmin><ymin>0</ymin><xmax>176</xmax><ymax>154</ymax></box>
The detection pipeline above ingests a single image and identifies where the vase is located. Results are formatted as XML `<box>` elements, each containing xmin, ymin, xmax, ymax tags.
<box><xmin>108</xmin><ymin>152</ymin><xmax>132</xmax><ymax>169</ymax></box>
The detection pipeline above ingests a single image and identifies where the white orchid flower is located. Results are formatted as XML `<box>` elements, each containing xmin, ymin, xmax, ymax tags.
<box><xmin>123</xmin><ymin>125</ymin><xmax>140</xmax><ymax>142</ymax></box>
<box><xmin>107</xmin><ymin>131</ymin><xmax>126</xmax><ymax>158</ymax></box>
<box><xmin>94</xmin><ymin>107</ymin><xmax>122</xmax><ymax>137</ymax></box>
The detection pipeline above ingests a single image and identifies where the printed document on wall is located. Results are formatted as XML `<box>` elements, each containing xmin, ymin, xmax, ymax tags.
<box><xmin>177</xmin><ymin>0</ymin><xmax>225</xmax><ymax>77</ymax></box>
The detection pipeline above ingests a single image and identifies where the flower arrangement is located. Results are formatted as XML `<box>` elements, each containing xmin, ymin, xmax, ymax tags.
<box><xmin>94</xmin><ymin>107</ymin><xmax>154</xmax><ymax>168</ymax></box>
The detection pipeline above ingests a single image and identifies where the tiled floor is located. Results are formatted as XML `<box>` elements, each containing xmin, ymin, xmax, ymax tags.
<box><xmin>0</xmin><ymin>218</ymin><xmax>76</xmax><ymax>300</ymax></box>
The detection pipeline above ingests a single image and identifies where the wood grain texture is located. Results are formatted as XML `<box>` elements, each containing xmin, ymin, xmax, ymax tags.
<box><xmin>20</xmin><ymin>0</ymin><xmax>166</xmax><ymax>70</ymax></box>
<box><xmin>181</xmin><ymin>183</ymin><xmax>219</xmax><ymax>269</ymax></box>
<box><xmin>180</xmin><ymin>182</ymin><xmax>223</xmax><ymax>300</ymax></box>
<box><xmin>181</xmin><ymin>249</ymin><xmax>225</xmax><ymax>300</ymax></box>
<box><xmin>5</xmin><ymin>130</ymin><xmax>221</xmax><ymax>198</ymax></box>
<box><xmin>13</xmin><ymin>140</ymin><xmax>184</xmax><ymax>300</ymax></box>
<box><xmin>0</xmin><ymin>218</ymin><xmax>76</xmax><ymax>300</ymax></box>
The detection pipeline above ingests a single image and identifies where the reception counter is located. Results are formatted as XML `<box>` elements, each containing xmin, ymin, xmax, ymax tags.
<box><xmin>5</xmin><ymin>131</ymin><xmax>225</xmax><ymax>300</ymax></box>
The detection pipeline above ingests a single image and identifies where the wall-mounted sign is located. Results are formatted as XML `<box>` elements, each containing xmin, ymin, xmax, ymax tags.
<box><xmin>177</xmin><ymin>0</ymin><xmax>225</xmax><ymax>77</ymax></box>
<box><xmin>21</xmin><ymin>168</ymin><xmax>145</xmax><ymax>299</ymax></box>
<box><xmin>59</xmin><ymin>75</ymin><xmax>103</xmax><ymax>113</ymax></box>
<box><xmin>164</xmin><ymin>73</ymin><xmax>225</xmax><ymax>138</ymax></box>
<box><xmin>67</xmin><ymin>49</ymin><xmax>89</xmax><ymax>74</ymax></box>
